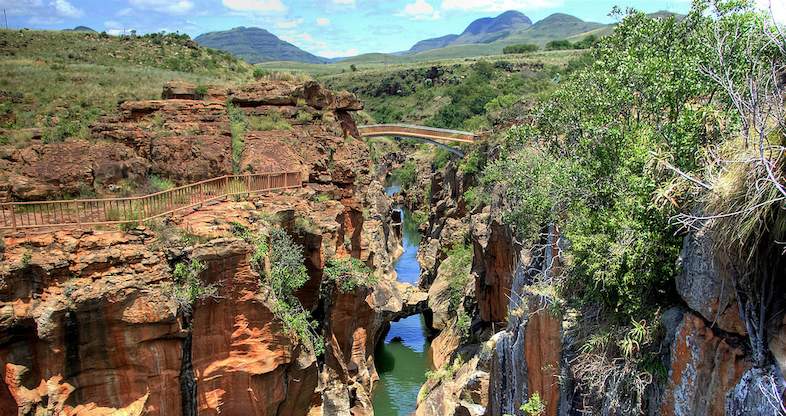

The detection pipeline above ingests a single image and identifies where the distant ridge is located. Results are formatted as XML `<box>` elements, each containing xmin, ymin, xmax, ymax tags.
<box><xmin>407</xmin><ymin>10</ymin><xmax>605</xmax><ymax>55</ymax></box>
<box><xmin>195</xmin><ymin>27</ymin><xmax>328</xmax><ymax>64</ymax></box>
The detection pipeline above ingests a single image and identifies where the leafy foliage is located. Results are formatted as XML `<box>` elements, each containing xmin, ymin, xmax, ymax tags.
<box><xmin>171</xmin><ymin>259</ymin><xmax>216</xmax><ymax>314</ymax></box>
<box><xmin>259</xmin><ymin>227</ymin><xmax>324</xmax><ymax>355</ymax></box>
<box><xmin>520</xmin><ymin>392</ymin><xmax>546</xmax><ymax>416</ymax></box>
<box><xmin>323</xmin><ymin>257</ymin><xmax>377</xmax><ymax>293</ymax></box>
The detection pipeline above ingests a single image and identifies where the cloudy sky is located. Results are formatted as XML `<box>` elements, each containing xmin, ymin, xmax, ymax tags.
<box><xmin>1</xmin><ymin>0</ymin><xmax>783</xmax><ymax>57</ymax></box>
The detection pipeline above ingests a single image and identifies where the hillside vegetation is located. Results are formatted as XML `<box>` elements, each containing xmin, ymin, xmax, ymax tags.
<box><xmin>0</xmin><ymin>29</ymin><xmax>253</xmax><ymax>144</ymax></box>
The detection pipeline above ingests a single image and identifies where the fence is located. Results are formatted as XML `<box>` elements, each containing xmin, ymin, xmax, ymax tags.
<box><xmin>0</xmin><ymin>171</ymin><xmax>302</xmax><ymax>231</ymax></box>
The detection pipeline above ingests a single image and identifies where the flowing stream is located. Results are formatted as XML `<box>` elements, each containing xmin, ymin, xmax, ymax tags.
<box><xmin>372</xmin><ymin>184</ymin><xmax>433</xmax><ymax>416</ymax></box>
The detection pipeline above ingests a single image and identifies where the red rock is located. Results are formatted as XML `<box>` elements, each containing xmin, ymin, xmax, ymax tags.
<box><xmin>660</xmin><ymin>312</ymin><xmax>751</xmax><ymax>416</ymax></box>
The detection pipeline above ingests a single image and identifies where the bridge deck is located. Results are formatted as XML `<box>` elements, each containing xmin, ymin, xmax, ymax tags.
<box><xmin>358</xmin><ymin>124</ymin><xmax>478</xmax><ymax>144</ymax></box>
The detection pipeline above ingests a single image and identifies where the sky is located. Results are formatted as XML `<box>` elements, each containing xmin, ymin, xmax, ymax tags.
<box><xmin>1</xmin><ymin>0</ymin><xmax>784</xmax><ymax>58</ymax></box>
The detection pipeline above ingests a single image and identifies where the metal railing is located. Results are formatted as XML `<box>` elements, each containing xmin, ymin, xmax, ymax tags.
<box><xmin>358</xmin><ymin>124</ymin><xmax>479</xmax><ymax>143</ymax></box>
<box><xmin>0</xmin><ymin>171</ymin><xmax>302</xmax><ymax>231</ymax></box>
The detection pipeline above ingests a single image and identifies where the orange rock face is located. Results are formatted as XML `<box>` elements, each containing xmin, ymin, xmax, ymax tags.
<box><xmin>660</xmin><ymin>312</ymin><xmax>751</xmax><ymax>416</ymax></box>
<box><xmin>190</xmin><ymin>240</ymin><xmax>318</xmax><ymax>415</ymax></box>
<box><xmin>0</xmin><ymin>231</ymin><xmax>183</xmax><ymax>415</ymax></box>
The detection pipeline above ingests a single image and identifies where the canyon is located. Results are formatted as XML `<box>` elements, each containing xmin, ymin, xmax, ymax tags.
<box><xmin>1</xmin><ymin>78</ymin><xmax>784</xmax><ymax>416</ymax></box>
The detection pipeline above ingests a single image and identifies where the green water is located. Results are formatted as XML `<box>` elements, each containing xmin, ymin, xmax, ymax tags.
<box><xmin>372</xmin><ymin>185</ymin><xmax>432</xmax><ymax>416</ymax></box>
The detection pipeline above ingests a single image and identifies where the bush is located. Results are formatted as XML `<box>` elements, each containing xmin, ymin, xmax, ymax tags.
<box><xmin>253</xmin><ymin>67</ymin><xmax>270</xmax><ymax>79</ymax></box>
<box><xmin>442</xmin><ymin>244</ymin><xmax>473</xmax><ymax>311</ymax></box>
<box><xmin>521</xmin><ymin>392</ymin><xmax>546</xmax><ymax>416</ymax></box>
<box><xmin>267</xmin><ymin>227</ymin><xmax>309</xmax><ymax>298</ymax></box>
<box><xmin>194</xmin><ymin>85</ymin><xmax>208</xmax><ymax>99</ymax></box>
<box><xmin>545</xmin><ymin>39</ymin><xmax>574</xmax><ymax>51</ymax></box>
<box><xmin>389</xmin><ymin>161</ymin><xmax>417</xmax><ymax>189</ymax></box>
<box><xmin>149</xmin><ymin>175</ymin><xmax>174</xmax><ymax>192</ymax></box>
<box><xmin>503</xmin><ymin>44</ymin><xmax>539</xmax><ymax>54</ymax></box>
<box><xmin>323</xmin><ymin>257</ymin><xmax>377</xmax><ymax>293</ymax></box>
<box><xmin>171</xmin><ymin>259</ymin><xmax>216</xmax><ymax>313</ymax></box>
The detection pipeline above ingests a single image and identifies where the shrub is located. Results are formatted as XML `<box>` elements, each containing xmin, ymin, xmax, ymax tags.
<box><xmin>295</xmin><ymin>110</ymin><xmax>313</xmax><ymax>123</ymax></box>
<box><xmin>267</xmin><ymin>227</ymin><xmax>309</xmax><ymax>298</ymax></box>
<box><xmin>389</xmin><ymin>161</ymin><xmax>417</xmax><ymax>189</ymax></box>
<box><xmin>171</xmin><ymin>259</ymin><xmax>216</xmax><ymax>314</ymax></box>
<box><xmin>455</xmin><ymin>310</ymin><xmax>471</xmax><ymax>339</ymax></box>
<box><xmin>149</xmin><ymin>175</ymin><xmax>174</xmax><ymax>192</ymax></box>
<box><xmin>545</xmin><ymin>39</ymin><xmax>574</xmax><ymax>51</ymax></box>
<box><xmin>442</xmin><ymin>244</ymin><xmax>473</xmax><ymax>311</ymax></box>
<box><xmin>425</xmin><ymin>356</ymin><xmax>464</xmax><ymax>383</ymax></box>
<box><xmin>521</xmin><ymin>392</ymin><xmax>546</xmax><ymax>416</ymax></box>
<box><xmin>261</xmin><ymin>227</ymin><xmax>323</xmax><ymax>355</ymax></box>
<box><xmin>253</xmin><ymin>67</ymin><xmax>270</xmax><ymax>79</ymax></box>
<box><xmin>194</xmin><ymin>85</ymin><xmax>208</xmax><ymax>99</ymax></box>
<box><xmin>323</xmin><ymin>257</ymin><xmax>376</xmax><ymax>293</ymax></box>
<box><xmin>503</xmin><ymin>44</ymin><xmax>539</xmax><ymax>54</ymax></box>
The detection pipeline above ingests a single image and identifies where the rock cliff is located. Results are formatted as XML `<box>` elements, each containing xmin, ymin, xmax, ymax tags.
<box><xmin>0</xmin><ymin>80</ymin><xmax>423</xmax><ymax>415</ymax></box>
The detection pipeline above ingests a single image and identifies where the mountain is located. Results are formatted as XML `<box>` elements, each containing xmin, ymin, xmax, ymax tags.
<box><xmin>409</xmin><ymin>10</ymin><xmax>532</xmax><ymax>53</ymax></box>
<box><xmin>406</xmin><ymin>11</ymin><xmax>605</xmax><ymax>55</ymax></box>
<box><xmin>409</xmin><ymin>34</ymin><xmax>460</xmax><ymax>54</ymax></box>
<box><xmin>64</xmin><ymin>26</ymin><xmax>96</xmax><ymax>32</ymax></box>
<box><xmin>195</xmin><ymin>27</ymin><xmax>328</xmax><ymax>64</ymax></box>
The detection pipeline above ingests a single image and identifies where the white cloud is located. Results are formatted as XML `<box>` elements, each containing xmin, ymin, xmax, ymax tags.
<box><xmin>440</xmin><ymin>0</ymin><xmax>561</xmax><ymax>12</ymax></box>
<box><xmin>318</xmin><ymin>47</ymin><xmax>359</xmax><ymax>58</ymax></box>
<box><xmin>280</xmin><ymin>32</ymin><xmax>314</xmax><ymax>44</ymax></box>
<box><xmin>0</xmin><ymin>0</ymin><xmax>43</xmax><ymax>16</ymax></box>
<box><xmin>401</xmin><ymin>0</ymin><xmax>440</xmax><ymax>20</ymax></box>
<box><xmin>222</xmin><ymin>0</ymin><xmax>287</xmax><ymax>13</ymax></box>
<box><xmin>332</xmin><ymin>0</ymin><xmax>355</xmax><ymax>4</ymax></box>
<box><xmin>129</xmin><ymin>0</ymin><xmax>194</xmax><ymax>15</ymax></box>
<box><xmin>276</xmin><ymin>18</ymin><xmax>303</xmax><ymax>28</ymax></box>
<box><xmin>52</xmin><ymin>0</ymin><xmax>83</xmax><ymax>18</ymax></box>
<box><xmin>104</xmin><ymin>20</ymin><xmax>122</xmax><ymax>28</ymax></box>
<box><xmin>116</xmin><ymin>7</ymin><xmax>133</xmax><ymax>16</ymax></box>
<box><xmin>757</xmin><ymin>0</ymin><xmax>786</xmax><ymax>23</ymax></box>
<box><xmin>316</xmin><ymin>17</ymin><xmax>331</xmax><ymax>26</ymax></box>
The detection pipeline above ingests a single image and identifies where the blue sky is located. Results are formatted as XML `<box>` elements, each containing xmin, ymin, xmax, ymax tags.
<box><xmin>1</xmin><ymin>0</ymin><xmax>783</xmax><ymax>57</ymax></box>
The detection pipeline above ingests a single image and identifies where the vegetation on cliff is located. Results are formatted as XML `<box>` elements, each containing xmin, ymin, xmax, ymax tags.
<box><xmin>473</xmin><ymin>0</ymin><xmax>785</xmax><ymax>412</ymax></box>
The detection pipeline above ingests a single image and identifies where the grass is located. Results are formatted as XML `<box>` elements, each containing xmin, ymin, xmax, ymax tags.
<box><xmin>227</xmin><ymin>102</ymin><xmax>247</xmax><ymax>173</ymax></box>
<box><xmin>247</xmin><ymin>113</ymin><xmax>292</xmax><ymax>131</ymax></box>
<box><xmin>0</xmin><ymin>29</ymin><xmax>252</xmax><ymax>142</ymax></box>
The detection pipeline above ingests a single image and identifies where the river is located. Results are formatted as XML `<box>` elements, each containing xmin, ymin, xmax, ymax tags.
<box><xmin>372</xmin><ymin>184</ymin><xmax>432</xmax><ymax>416</ymax></box>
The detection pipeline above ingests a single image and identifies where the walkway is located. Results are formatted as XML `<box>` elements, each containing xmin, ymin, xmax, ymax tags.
<box><xmin>0</xmin><ymin>172</ymin><xmax>301</xmax><ymax>231</ymax></box>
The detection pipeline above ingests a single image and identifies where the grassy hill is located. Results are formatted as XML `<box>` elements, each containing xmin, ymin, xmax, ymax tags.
<box><xmin>0</xmin><ymin>29</ymin><xmax>253</xmax><ymax>144</ymax></box>
<box><xmin>195</xmin><ymin>27</ymin><xmax>328</xmax><ymax>64</ymax></box>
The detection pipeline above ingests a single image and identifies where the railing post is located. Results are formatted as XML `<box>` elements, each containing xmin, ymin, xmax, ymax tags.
<box><xmin>9</xmin><ymin>204</ymin><xmax>17</xmax><ymax>232</ymax></box>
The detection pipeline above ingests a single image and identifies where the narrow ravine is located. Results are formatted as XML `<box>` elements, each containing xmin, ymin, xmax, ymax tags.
<box><xmin>372</xmin><ymin>184</ymin><xmax>433</xmax><ymax>416</ymax></box>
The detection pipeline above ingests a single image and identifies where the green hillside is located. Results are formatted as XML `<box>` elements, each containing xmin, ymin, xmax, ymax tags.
<box><xmin>0</xmin><ymin>29</ymin><xmax>253</xmax><ymax>144</ymax></box>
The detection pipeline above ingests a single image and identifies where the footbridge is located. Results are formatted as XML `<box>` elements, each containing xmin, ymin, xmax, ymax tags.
<box><xmin>358</xmin><ymin>124</ymin><xmax>479</xmax><ymax>157</ymax></box>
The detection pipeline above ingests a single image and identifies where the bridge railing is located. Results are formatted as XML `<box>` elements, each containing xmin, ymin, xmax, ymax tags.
<box><xmin>0</xmin><ymin>171</ymin><xmax>301</xmax><ymax>231</ymax></box>
<box><xmin>358</xmin><ymin>124</ymin><xmax>478</xmax><ymax>143</ymax></box>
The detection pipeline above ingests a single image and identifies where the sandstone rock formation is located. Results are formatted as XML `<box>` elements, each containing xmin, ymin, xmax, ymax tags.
<box><xmin>0</xmin><ymin>79</ymin><xmax>419</xmax><ymax>416</ymax></box>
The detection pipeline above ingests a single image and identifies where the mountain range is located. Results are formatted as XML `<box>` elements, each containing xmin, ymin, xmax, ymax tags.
<box><xmin>195</xmin><ymin>11</ymin><xmax>607</xmax><ymax>64</ymax></box>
